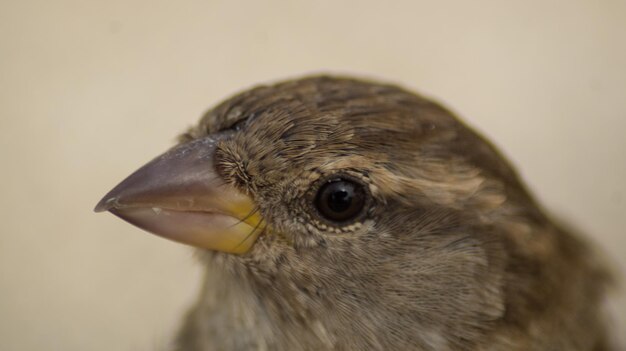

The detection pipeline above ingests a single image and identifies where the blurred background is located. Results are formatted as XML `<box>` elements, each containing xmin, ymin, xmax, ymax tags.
<box><xmin>1</xmin><ymin>0</ymin><xmax>625</xmax><ymax>350</ymax></box>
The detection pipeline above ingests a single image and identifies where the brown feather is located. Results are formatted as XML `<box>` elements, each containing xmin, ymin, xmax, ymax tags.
<box><xmin>173</xmin><ymin>76</ymin><xmax>616</xmax><ymax>350</ymax></box>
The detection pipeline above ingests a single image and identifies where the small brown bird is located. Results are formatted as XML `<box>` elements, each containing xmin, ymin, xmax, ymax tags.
<box><xmin>96</xmin><ymin>76</ymin><xmax>616</xmax><ymax>350</ymax></box>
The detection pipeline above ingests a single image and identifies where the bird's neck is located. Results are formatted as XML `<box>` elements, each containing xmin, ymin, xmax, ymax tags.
<box><xmin>176</xmin><ymin>261</ymin><xmax>285</xmax><ymax>350</ymax></box>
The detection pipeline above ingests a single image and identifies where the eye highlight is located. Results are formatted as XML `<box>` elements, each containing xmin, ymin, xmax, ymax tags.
<box><xmin>314</xmin><ymin>178</ymin><xmax>367</xmax><ymax>224</ymax></box>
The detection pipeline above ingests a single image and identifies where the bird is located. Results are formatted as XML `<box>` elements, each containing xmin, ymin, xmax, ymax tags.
<box><xmin>95</xmin><ymin>76</ymin><xmax>617</xmax><ymax>350</ymax></box>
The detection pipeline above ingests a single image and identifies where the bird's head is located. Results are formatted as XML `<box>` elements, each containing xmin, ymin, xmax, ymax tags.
<box><xmin>96</xmin><ymin>76</ymin><xmax>546</xmax><ymax>343</ymax></box>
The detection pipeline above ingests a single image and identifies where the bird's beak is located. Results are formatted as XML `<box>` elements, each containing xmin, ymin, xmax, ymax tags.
<box><xmin>94</xmin><ymin>133</ymin><xmax>263</xmax><ymax>254</ymax></box>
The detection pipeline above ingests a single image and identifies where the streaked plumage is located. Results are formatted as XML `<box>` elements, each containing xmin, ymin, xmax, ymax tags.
<box><xmin>97</xmin><ymin>76</ymin><xmax>616</xmax><ymax>350</ymax></box>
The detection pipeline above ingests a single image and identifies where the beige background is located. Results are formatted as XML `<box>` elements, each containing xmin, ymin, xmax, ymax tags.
<box><xmin>1</xmin><ymin>0</ymin><xmax>625</xmax><ymax>350</ymax></box>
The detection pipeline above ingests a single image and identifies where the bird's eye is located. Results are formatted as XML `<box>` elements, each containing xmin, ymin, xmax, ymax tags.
<box><xmin>314</xmin><ymin>178</ymin><xmax>367</xmax><ymax>224</ymax></box>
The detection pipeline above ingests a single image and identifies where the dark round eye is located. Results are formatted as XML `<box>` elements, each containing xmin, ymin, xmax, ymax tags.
<box><xmin>314</xmin><ymin>178</ymin><xmax>366</xmax><ymax>223</ymax></box>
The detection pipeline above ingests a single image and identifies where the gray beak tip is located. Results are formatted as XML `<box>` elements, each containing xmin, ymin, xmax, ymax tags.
<box><xmin>94</xmin><ymin>195</ymin><xmax>117</xmax><ymax>213</ymax></box>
